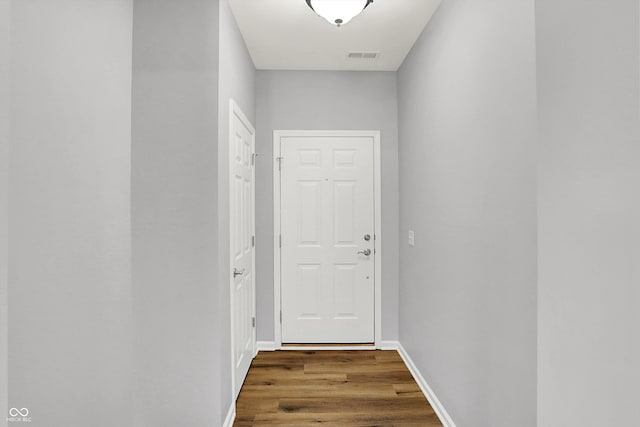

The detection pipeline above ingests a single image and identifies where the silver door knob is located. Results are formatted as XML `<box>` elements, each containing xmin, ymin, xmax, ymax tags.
<box><xmin>233</xmin><ymin>268</ymin><xmax>245</xmax><ymax>278</ymax></box>
<box><xmin>358</xmin><ymin>249</ymin><xmax>372</xmax><ymax>256</ymax></box>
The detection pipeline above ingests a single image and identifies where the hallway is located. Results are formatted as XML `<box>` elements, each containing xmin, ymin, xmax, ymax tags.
<box><xmin>2</xmin><ymin>1</ymin><xmax>639</xmax><ymax>426</ymax></box>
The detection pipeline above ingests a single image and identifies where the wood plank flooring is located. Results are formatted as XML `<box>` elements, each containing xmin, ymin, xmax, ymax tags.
<box><xmin>234</xmin><ymin>350</ymin><xmax>444</xmax><ymax>427</ymax></box>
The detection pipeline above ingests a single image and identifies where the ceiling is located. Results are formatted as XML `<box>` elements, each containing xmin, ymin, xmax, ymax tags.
<box><xmin>229</xmin><ymin>0</ymin><xmax>442</xmax><ymax>71</ymax></box>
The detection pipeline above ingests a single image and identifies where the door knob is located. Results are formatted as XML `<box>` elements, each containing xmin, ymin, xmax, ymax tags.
<box><xmin>233</xmin><ymin>268</ymin><xmax>245</xmax><ymax>278</ymax></box>
<box><xmin>358</xmin><ymin>249</ymin><xmax>372</xmax><ymax>256</ymax></box>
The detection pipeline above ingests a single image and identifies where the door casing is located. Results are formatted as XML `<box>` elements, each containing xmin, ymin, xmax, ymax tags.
<box><xmin>273</xmin><ymin>130</ymin><xmax>382</xmax><ymax>349</ymax></box>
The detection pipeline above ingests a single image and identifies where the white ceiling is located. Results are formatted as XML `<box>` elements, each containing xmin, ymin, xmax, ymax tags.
<box><xmin>229</xmin><ymin>0</ymin><xmax>442</xmax><ymax>71</ymax></box>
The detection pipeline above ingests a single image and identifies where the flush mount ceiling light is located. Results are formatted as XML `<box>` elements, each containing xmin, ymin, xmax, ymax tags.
<box><xmin>305</xmin><ymin>0</ymin><xmax>374</xmax><ymax>27</ymax></box>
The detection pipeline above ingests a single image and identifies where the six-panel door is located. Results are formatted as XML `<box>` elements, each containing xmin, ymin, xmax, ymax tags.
<box><xmin>231</xmin><ymin>106</ymin><xmax>255</xmax><ymax>398</ymax></box>
<box><xmin>281</xmin><ymin>136</ymin><xmax>375</xmax><ymax>343</ymax></box>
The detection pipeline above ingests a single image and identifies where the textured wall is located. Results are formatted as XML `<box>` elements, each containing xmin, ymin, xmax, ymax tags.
<box><xmin>536</xmin><ymin>1</ymin><xmax>640</xmax><ymax>425</ymax></box>
<box><xmin>397</xmin><ymin>1</ymin><xmax>537</xmax><ymax>426</ymax></box>
<box><xmin>255</xmin><ymin>70</ymin><xmax>400</xmax><ymax>342</ymax></box>
<box><xmin>132</xmin><ymin>0</ymin><xmax>221</xmax><ymax>425</ymax></box>
<box><xmin>217</xmin><ymin>0</ymin><xmax>256</xmax><ymax>422</ymax></box>
<box><xmin>8</xmin><ymin>1</ymin><xmax>133</xmax><ymax>425</ymax></box>
<box><xmin>0</xmin><ymin>1</ymin><xmax>9</xmax><ymax>425</ymax></box>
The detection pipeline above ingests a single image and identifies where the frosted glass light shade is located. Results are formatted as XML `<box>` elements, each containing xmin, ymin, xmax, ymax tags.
<box><xmin>306</xmin><ymin>0</ymin><xmax>373</xmax><ymax>26</ymax></box>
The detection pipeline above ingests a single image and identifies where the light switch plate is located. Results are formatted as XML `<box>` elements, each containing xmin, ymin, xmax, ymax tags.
<box><xmin>408</xmin><ymin>230</ymin><xmax>415</xmax><ymax>247</ymax></box>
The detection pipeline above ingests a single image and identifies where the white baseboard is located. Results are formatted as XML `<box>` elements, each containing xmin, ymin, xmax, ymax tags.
<box><xmin>396</xmin><ymin>343</ymin><xmax>457</xmax><ymax>427</ymax></box>
<box><xmin>222</xmin><ymin>402</ymin><xmax>235</xmax><ymax>427</ymax></box>
<box><xmin>380</xmin><ymin>340</ymin><xmax>399</xmax><ymax>350</ymax></box>
<box><xmin>257</xmin><ymin>340</ymin><xmax>400</xmax><ymax>351</ymax></box>
<box><xmin>281</xmin><ymin>345</ymin><xmax>377</xmax><ymax>351</ymax></box>
<box><xmin>256</xmin><ymin>341</ymin><xmax>278</xmax><ymax>351</ymax></box>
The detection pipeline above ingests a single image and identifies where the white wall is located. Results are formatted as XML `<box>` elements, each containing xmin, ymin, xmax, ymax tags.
<box><xmin>217</xmin><ymin>0</ymin><xmax>256</xmax><ymax>422</ymax></box>
<box><xmin>536</xmin><ymin>2</ymin><xmax>640</xmax><ymax>426</ymax></box>
<box><xmin>131</xmin><ymin>0</ymin><xmax>221</xmax><ymax>425</ymax></box>
<box><xmin>0</xmin><ymin>1</ymin><xmax>9</xmax><ymax>424</ymax></box>
<box><xmin>255</xmin><ymin>70</ymin><xmax>400</xmax><ymax>342</ymax></box>
<box><xmin>397</xmin><ymin>1</ymin><xmax>537</xmax><ymax>426</ymax></box>
<box><xmin>8</xmin><ymin>1</ymin><xmax>133</xmax><ymax>425</ymax></box>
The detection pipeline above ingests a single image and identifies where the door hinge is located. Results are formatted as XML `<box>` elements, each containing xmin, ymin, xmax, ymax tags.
<box><xmin>252</xmin><ymin>317</ymin><xmax>256</xmax><ymax>328</ymax></box>
<box><xmin>279</xmin><ymin>234</ymin><xmax>282</xmax><ymax>248</ymax></box>
<box><xmin>279</xmin><ymin>310</ymin><xmax>282</xmax><ymax>323</ymax></box>
<box><xmin>252</xmin><ymin>235</ymin><xmax>255</xmax><ymax>247</ymax></box>
<box><xmin>276</xmin><ymin>157</ymin><xmax>283</xmax><ymax>171</ymax></box>
<box><xmin>251</xmin><ymin>152</ymin><xmax>257</xmax><ymax>166</ymax></box>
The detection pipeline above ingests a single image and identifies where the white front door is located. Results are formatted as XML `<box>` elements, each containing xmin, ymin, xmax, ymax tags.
<box><xmin>279</xmin><ymin>135</ymin><xmax>375</xmax><ymax>343</ymax></box>
<box><xmin>230</xmin><ymin>101</ymin><xmax>255</xmax><ymax>398</ymax></box>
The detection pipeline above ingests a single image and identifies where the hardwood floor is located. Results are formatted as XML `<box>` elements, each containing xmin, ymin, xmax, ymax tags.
<box><xmin>234</xmin><ymin>350</ymin><xmax>443</xmax><ymax>426</ymax></box>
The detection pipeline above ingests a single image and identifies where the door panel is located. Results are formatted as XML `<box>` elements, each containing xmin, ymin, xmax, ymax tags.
<box><xmin>231</xmin><ymin>104</ymin><xmax>255</xmax><ymax>398</ymax></box>
<box><xmin>280</xmin><ymin>136</ymin><xmax>375</xmax><ymax>343</ymax></box>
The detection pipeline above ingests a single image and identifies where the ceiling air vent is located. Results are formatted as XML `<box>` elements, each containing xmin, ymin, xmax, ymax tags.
<box><xmin>347</xmin><ymin>51</ymin><xmax>380</xmax><ymax>60</ymax></box>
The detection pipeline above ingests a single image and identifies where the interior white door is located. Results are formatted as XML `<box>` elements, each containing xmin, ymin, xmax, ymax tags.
<box><xmin>280</xmin><ymin>135</ymin><xmax>375</xmax><ymax>343</ymax></box>
<box><xmin>230</xmin><ymin>101</ymin><xmax>255</xmax><ymax>398</ymax></box>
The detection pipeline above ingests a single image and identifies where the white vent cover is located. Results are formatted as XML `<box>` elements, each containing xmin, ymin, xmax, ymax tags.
<box><xmin>347</xmin><ymin>51</ymin><xmax>380</xmax><ymax>59</ymax></box>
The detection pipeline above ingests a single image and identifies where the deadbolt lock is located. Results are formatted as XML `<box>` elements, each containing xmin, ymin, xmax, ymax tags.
<box><xmin>364</xmin><ymin>234</ymin><xmax>371</xmax><ymax>241</ymax></box>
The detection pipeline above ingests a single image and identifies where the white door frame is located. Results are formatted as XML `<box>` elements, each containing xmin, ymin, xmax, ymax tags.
<box><xmin>273</xmin><ymin>130</ymin><xmax>382</xmax><ymax>349</ymax></box>
<box><xmin>229</xmin><ymin>99</ymin><xmax>256</xmax><ymax>400</ymax></box>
